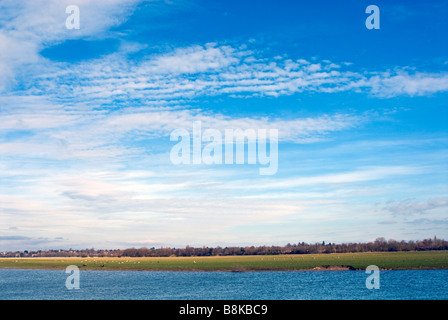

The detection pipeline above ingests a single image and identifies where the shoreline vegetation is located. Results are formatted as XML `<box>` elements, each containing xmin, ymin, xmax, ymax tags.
<box><xmin>0</xmin><ymin>242</ymin><xmax>448</xmax><ymax>272</ymax></box>
<box><xmin>1</xmin><ymin>238</ymin><xmax>447</xmax><ymax>271</ymax></box>
<box><xmin>1</xmin><ymin>251</ymin><xmax>447</xmax><ymax>272</ymax></box>
<box><xmin>2</xmin><ymin>237</ymin><xmax>447</xmax><ymax>259</ymax></box>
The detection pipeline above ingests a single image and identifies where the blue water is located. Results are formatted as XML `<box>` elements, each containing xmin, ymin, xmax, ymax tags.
<box><xmin>0</xmin><ymin>269</ymin><xmax>447</xmax><ymax>300</ymax></box>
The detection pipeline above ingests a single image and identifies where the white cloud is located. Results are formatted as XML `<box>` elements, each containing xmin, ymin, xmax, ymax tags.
<box><xmin>228</xmin><ymin>166</ymin><xmax>424</xmax><ymax>191</ymax></box>
<box><xmin>0</xmin><ymin>103</ymin><xmax>362</xmax><ymax>163</ymax></box>
<box><xmin>383</xmin><ymin>197</ymin><xmax>448</xmax><ymax>215</ymax></box>
<box><xmin>0</xmin><ymin>0</ymin><xmax>140</xmax><ymax>90</ymax></box>
<box><xmin>21</xmin><ymin>42</ymin><xmax>448</xmax><ymax>105</ymax></box>
<box><xmin>141</xmin><ymin>43</ymin><xmax>240</xmax><ymax>75</ymax></box>
<box><xmin>365</xmin><ymin>72</ymin><xmax>448</xmax><ymax>97</ymax></box>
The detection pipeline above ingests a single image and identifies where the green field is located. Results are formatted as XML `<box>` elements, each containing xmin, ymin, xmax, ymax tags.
<box><xmin>1</xmin><ymin>251</ymin><xmax>447</xmax><ymax>271</ymax></box>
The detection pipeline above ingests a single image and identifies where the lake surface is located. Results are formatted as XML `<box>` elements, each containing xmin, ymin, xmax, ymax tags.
<box><xmin>0</xmin><ymin>269</ymin><xmax>447</xmax><ymax>300</ymax></box>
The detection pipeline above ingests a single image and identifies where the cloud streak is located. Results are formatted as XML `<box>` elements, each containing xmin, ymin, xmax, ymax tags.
<box><xmin>383</xmin><ymin>197</ymin><xmax>448</xmax><ymax>215</ymax></box>
<box><xmin>21</xmin><ymin>43</ymin><xmax>448</xmax><ymax>105</ymax></box>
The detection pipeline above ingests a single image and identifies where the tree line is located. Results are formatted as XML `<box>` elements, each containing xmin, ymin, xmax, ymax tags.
<box><xmin>1</xmin><ymin>237</ymin><xmax>447</xmax><ymax>258</ymax></box>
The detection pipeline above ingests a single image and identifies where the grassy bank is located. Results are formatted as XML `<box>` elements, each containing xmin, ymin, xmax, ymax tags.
<box><xmin>1</xmin><ymin>251</ymin><xmax>447</xmax><ymax>271</ymax></box>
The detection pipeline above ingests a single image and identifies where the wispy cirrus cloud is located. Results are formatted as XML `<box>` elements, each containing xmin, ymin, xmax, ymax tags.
<box><xmin>0</xmin><ymin>0</ymin><xmax>140</xmax><ymax>90</ymax></box>
<box><xmin>0</xmin><ymin>105</ymin><xmax>362</xmax><ymax>161</ymax></box>
<box><xmin>0</xmin><ymin>236</ymin><xmax>32</xmax><ymax>241</ymax></box>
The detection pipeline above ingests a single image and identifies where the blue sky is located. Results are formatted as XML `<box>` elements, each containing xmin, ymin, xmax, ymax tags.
<box><xmin>0</xmin><ymin>0</ymin><xmax>447</xmax><ymax>251</ymax></box>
